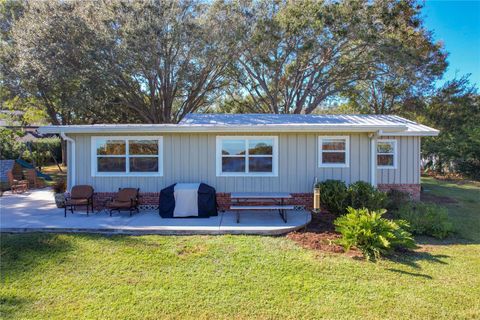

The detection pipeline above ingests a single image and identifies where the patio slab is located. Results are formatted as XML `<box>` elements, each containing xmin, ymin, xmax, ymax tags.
<box><xmin>0</xmin><ymin>189</ymin><xmax>311</xmax><ymax>235</ymax></box>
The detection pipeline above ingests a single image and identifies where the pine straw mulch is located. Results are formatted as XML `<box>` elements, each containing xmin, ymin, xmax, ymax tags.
<box><xmin>287</xmin><ymin>211</ymin><xmax>362</xmax><ymax>257</ymax></box>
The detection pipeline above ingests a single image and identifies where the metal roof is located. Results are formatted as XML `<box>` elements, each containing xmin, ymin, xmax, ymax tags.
<box><xmin>38</xmin><ymin>113</ymin><xmax>438</xmax><ymax>136</ymax></box>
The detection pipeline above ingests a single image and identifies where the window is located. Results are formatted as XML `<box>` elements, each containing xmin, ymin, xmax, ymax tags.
<box><xmin>318</xmin><ymin>136</ymin><xmax>349</xmax><ymax>167</ymax></box>
<box><xmin>91</xmin><ymin>137</ymin><xmax>163</xmax><ymax>176</ymax></box>
<box><xmin>377</xmin><ymin>139</ymin><xmax>397</xmax><ymax>169</ymax></box>
<box><xmin>216</xmin><ymin>136</ymin><xmax>278</xmax><ymax>176</ymax></box>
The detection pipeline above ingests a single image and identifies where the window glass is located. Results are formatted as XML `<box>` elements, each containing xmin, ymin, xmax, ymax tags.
<box><xmin>97</xmin><ymin>157</ymin><xmax>126</xmax><ymax>172</ymax></box>
<box><xmin>322</xmin><ymin>139</ymin><xmax>346</xmax><ymax>151</ymax></box>
<box><xmin>129</xmin><ymin>157</ymin><xmax>159</xmax><ymax>172</ymax></box>
<box><xmin>322</xmin><ymin>152</ymin><xmax>346</xmax><ymax>164</ymax></box>
<box><xmin>377</xmin><ymin>141</ymin><xmax>394</xmax><ymax>153</ymax></box>
<box><xmin>248</xmin><ymin>139</ymin><xmax>273</xmax><ymax>155</ymax></box>
<box><xmin>96</xmin><ymin>140</ymin><xmax>126</xmax><ymax>155</ymax></box>
<box><xmin>378</xmin><ymin>154</ymin><xmax>394</xmax><ymax>166</ymax></box>
<box><xmin>248</xmin><ymin>157</ymin><xmax>273</xmax><ymax>172</ymax></box>
<box><xmin>222</xmin><ymin>157</ymin><xmax>246</xmax><ymax>172</ymax></box>
<box><xmin>129</xmin><ymin>140</ymin><xmax>158</xmax><ymax>155</ymax></box>
<box><xmin>222</xmin><ymin>140</ymin><xmax>246</xmax><ymax>155</ymax></box>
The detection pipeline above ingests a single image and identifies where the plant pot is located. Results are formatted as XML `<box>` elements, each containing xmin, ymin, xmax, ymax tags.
<box><xmin>54</xmin><ymin>193</ymin><xmax>66</xmax><ymax>208</ymax></box>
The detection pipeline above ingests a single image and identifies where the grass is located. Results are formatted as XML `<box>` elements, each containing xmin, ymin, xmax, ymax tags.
<box><xmin>41</xmin><ymin>164</ymin><xmax>67</xmax><ymax>186</ymax></box>
<box><xmin>1</xmin><ymin>178</ymin><xmax>479</xmax><ymax>319</ymax></box>
<box><xmin>421</xmin><ymin>177</ymin><xmax>480</xmax><ymax>242</ymax></box>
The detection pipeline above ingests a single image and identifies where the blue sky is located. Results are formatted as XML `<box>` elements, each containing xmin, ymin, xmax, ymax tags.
<box><xmin>422</xmin><ymin>0</ymin><xmax>480</xmax><ymax>86</ymax></box>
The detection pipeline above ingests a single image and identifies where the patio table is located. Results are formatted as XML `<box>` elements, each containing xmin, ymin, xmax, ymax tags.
<box><xmin>230</xmin><ymin>192</ymin><xmax>294</xmax><ymax>223</ymax></box>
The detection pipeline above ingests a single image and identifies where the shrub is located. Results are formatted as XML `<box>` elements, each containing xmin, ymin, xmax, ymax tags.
<box><xmin>52</xmin><ymin>179</ymin><xmax>66</xmax><ymax>194</ymax></box>
<box><xmin>316</xmin><ymin>180</ymin><xmax>388</xmax><ymax>214</ymax></box>
<box><xmin>348</xmin><ymin>181</ymin><xmax>387</xmax><ymax>211</ymax></box>
<box><xmin>394</xmin><ymin>202</ymin><xmax>453</xmax><ymax>239</ymax></box>
<box><xmin>386</xmin><ymin>189</ymin><xmax>411</xmax><ymax>212</ymax></box>
<box><xmin>316</xmin><ymin>180</ymin><xmax>349</xmax><ymax>215</ymax></box>
<box><xmin>334</xmin><ymin>207</ymin><xmax>416</xmax><ymax>261</ymax></box>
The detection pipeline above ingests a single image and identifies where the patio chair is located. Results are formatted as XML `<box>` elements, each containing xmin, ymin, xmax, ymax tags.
<box><xmin>64</xmin><ymin>185</ymin><xmax>94</xmax><ymax>217</ymax></box>
<box><xmin>106</xmin><ymin>188</ymin><xmax>140</xmax><ymax>216</ymax></box>
<box><xmin>7</xmin><ymin>171</ymin><xmax>28</xmax><ymax>193</ymax></box>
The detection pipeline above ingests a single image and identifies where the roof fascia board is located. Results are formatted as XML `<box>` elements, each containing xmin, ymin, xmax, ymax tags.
<box><xmin>39</xmin><ymin>124</ymin><xmax>407</xmax><ymax>134</ymax></box>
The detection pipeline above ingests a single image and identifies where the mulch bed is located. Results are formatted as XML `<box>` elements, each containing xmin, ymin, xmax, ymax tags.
<box><xmin>287</xmin><ymin>211</ymin><xmax>362</xmax><ymax>257</ymax></box>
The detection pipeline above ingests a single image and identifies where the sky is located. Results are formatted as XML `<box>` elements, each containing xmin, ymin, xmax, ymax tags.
<box><xmin>422</xmin><ymin>0</ymin><xmax>480</xmax><ymax>86</ymax></box>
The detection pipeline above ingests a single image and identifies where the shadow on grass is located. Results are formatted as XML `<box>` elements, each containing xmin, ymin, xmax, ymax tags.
<box><xmin>386</xmin><ymin>269</ymin><xmax>433</xmax><ymax>279</ymax></box>
<box><xmin>0</xmin><ymin>295</ymin><xmax>29</xmax><ymax>319</ymax></box>
<box><xmin>386</xmin><ymin>250</ymin><xmax>449</xmax><ymax>270</ymax></box>
<box><xmin>0</xmin><ymin>233</ymin><xmax>75</xmax><ymax>280</ymax></box>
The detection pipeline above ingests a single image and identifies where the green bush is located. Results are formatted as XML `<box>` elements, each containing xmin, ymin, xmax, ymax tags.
<box><xmin>334</xmin><ymin>207</ymin><xmax>416</xmax><ymax>261</ymax></box>
<box><xmin>316</xmin><ymin>180</ymin><xmax>387</xmax><ymax>214</ymax></box>
<box><xmin>394</xmin><ymin>202</ymin><xmax>453</xmax><ymax>239</ymax></box>
<box><xmin>348</xmin><ymin>181</ymin><xmax>387</xmax><ymax>211</ymax></box>
<box><xmin>316</xmin><ymin>180</ymin><xmax>349</xmax><ymax>215</ymax></box>
<box><xmin>23</xmin><ymin>137</ymin><xmax>62</xmax><ymax>169</ymax></box>
<box><xmin>0</xmin><ymin>128</ymin><xmax>24</xmax><ymax>160</ymax></box>
<box><xmin>386</xmin><ymin>189</ymin><xmax>411</xmax><ymax>212</ymax></box>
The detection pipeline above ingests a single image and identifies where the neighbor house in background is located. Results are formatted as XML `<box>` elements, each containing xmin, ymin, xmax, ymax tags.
<box><xmin>38</xmin><ymin>114</ymin><xmax>438</xmax><ymax>207</ymax></box>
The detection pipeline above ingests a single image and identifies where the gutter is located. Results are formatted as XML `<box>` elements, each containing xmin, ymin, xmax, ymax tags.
<box><xmin>378</xmin><ymin>129</ymin><xmax>439</xmax><ymax>137</ymax></box>
<box><xmin>60</xmin><ymin>132</ymin><xmax>75</xmax><ymax>190</ymax></box>
<box><xmin>39</xmin><ymin>124</ymin><xmax>408</xmax><ymax>134</ymax></box>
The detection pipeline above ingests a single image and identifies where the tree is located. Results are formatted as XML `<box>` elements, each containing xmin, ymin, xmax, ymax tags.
<box><xmin>225</xmin><ymin>0</ymin><xmax>445</xmax><ymax>114</ymax></box>
<box><xmin>4</xmin><ymin>0</ymin><xmax>237</xmax><ymax>124</ymax></box>
<box><xmin>422</xmin><ymin>77</ymin><xmax>480</xmax><ymax>179</ymax></box>
<box><xmin>342</xmin><ymin>1</ymin><xmax>446</xmax><ymax>115</ymax></box>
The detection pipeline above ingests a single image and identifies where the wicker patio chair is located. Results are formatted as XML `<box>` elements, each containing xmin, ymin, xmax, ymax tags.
<box><xmin>64</xmin><ymin>185</ymin><xmax>94</xmax><ymax>217</ymax></box>
<box><xmin>106</xmin><ymin>188</ymin><xmax>140</xmax><ymax>216</ymax></box>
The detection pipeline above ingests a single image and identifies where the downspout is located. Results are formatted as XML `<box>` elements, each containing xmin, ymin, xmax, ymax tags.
<box><xmin>369</xmin><ymin>132</ymin><xmax>377</xmax><ymax>187</ymax></box>
<box><xmin>60</xmin><ymin>132</ymin><xmax>75</xmax><ymax>190</ymax></box>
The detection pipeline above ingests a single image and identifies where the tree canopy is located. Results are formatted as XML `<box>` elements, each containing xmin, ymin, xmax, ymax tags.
<box><xmin>1</xmin><ymin>0</ymin><xmax>449</xmax><ymax>122</ymax></box>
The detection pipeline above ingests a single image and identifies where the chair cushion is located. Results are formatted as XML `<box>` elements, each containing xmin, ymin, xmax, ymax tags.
<box><xmin>107</xmin><ymin>200</ymin><xmax>132</xmax><ymax>209</ymax></box>
<box><xmin>71</xmin><ymin>185</ymin><xmax>94</xmax><ymax>199</ymax></box>
<box><xmin>66</xmin><ymin>198</ymin><xmax>89</xmax><ymax>205</ymax></box>
<box><xmin>116</xmin><ymin>188</ymin><xmax>138</xmax><ymax>202</ymax></box>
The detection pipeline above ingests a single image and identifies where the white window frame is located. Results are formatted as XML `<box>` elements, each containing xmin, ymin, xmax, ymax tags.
<box><xmin>318</xmin><ymin>136</ymin><xmax>350</xmax><ymax>168</ymax></box>
<box><xmin>216</xmin><ymin>136</ymin><xmax>279</xmax><ymax>177</ymax></box>
<box><xmin>377</xmin><ymin>139</ymin><xmax>397</xmax><ymax>169</ymax></box>
<box><xmin>91</xmin><ymin>136</ymin><xmax>163</xmax><ymax>177</ymax></box>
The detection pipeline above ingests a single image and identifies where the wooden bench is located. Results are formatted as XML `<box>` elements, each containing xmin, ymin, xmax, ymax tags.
<box><xmin>230</xmin><ymin>192</ymin><xmax>293</xmax><ymax>223</ymax></box>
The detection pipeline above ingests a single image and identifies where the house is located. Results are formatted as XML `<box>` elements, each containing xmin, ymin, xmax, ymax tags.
<box><xmin>38</xmin><ymin>114</ymin><xmax>438</xmax><ymax>208</ymax></box>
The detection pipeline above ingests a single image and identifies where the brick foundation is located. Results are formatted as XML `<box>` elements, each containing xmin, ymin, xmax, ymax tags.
<box><xmin>69</xmin><ymin>185</ymin><xmax>418</xmax><ymax>210</ymax></box>
<box><xmin>65</xmin><ymin>191</ymin><xmax>314</xmax><ymax>210</ymax></box>
<box><xmin>377</xmin><ymin>184</ymin><xmax>421</xmax><ymax>201</ymax></box>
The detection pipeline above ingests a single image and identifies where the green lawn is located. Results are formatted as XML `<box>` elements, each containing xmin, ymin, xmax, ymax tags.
<box><xmin>1</xmin><ymin>179</ymin><xmax>480</xmax><ymax>319</ymax></box>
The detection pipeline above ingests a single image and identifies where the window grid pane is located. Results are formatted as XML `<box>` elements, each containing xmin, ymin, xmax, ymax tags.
<box><xmin>377</xmin><ymin>140</ymin><xmax>396</xmax><ymax>167</ymax></box>
<box><xmin>320</xmin><ymin>137</ymin><xmax>348</xmax><ymax>165</ymax></box>
<box><xmin>95</xmin><ymin>138</ymin><xmax>160</xmax><ymax>174</ymax></box>
<box><xmin>220</xmin><ymin>138</ymin><xmax>276</xmax><ymax>175</ymax></box>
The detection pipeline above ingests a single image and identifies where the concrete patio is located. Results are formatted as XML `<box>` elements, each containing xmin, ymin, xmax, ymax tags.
<box><xmin>0</xmin><ymin>189</ymin><xmax>311</xmax><ymax>235</ymax></box>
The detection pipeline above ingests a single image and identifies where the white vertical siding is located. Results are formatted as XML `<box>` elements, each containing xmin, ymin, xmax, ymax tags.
<box><xmin>69</xmin><ymin>133</ymin><xmax>420</xmax><ymax>193</ymax></box>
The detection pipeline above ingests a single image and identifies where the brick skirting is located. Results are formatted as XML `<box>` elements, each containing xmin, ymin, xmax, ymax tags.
<box><xmin>66</xmin><ymin>191</ymin><xmax>314</xmax><ymax>210</ymax></box>
<box><xmin>70</xmin><ymin>184</ymin><xmax>418</xmax><ymax>210</ymax></box>
<box><xmin>377</xmin><ymin>184</ymin><xmax>421</xmax><ymax>200</ymax></box>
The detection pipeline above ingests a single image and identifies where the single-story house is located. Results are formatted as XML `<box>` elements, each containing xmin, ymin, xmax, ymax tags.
<box><xmin>38</xmin><ymin>114</ymin><xmax>438</xmax><ymax>208</ymax></box>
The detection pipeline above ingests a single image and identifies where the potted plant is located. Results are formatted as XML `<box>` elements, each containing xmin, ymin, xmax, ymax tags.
<box><xmin>52</xmin><ymin>179</ymin><xmax>67</xmax><ymax>208</ymax></box>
